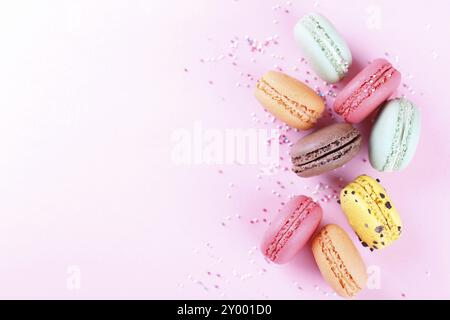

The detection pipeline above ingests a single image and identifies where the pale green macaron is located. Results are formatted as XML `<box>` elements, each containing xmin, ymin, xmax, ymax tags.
<box><xmin>369</xmin><ymin>98</ymin><xmax>421</xmax><ymax>172</ymax></box>
<box><xmin>294</xmin><ymin>12</ymin><xmax>352</xmax><ymax>83</ymax></box>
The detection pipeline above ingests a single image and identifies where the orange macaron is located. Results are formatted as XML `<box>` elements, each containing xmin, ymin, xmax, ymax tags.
<box><xmin>254</xmin><ymin>71</ymin><xmax>325</xmax><ymax>130</ymax></box>
<box><xmin>311</xmin><ymin>224</ymin><xmax>367</xmax><ymax>298</ymax></box>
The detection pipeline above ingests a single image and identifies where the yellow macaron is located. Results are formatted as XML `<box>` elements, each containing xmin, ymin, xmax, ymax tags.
<box><xmin>340</xmin><ymin>175</ymin><xmax>402</xmax><ymax>251</ymax></box>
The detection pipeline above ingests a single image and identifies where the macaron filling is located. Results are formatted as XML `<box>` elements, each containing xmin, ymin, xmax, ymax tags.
<box><xmin>351</xmin><ymin>178</ymin><xmax>401</xmax><ymax>242</ymax></box>
<box><xmin>265</xmin><ymin>198</ymin><xmax>317</xmax><ymax>261</ymax></box>
<box><xmin>301</xmin><ymin>14</ymin><xmax>349</xmax><ymax>78</ymax></box>
<box><xmin>317</xmin><ymin>229</ymin><xmax>361</xmax><ymax>296</ymax></box>
<box><xmin>256</xmin><ymin>79</ymin><xmax>319</xmax><ymax>125</ymax></box>
<box><xmin>382</xmin><ymin>99</ymin><xmax>415</xmax><ymax>171</ymax></box>
<box><xmin>337</xmin><ymin>63</ymin><xmax>397</xmax><ymax>118</ymax></box>
<box><xmin>292</xmin><ymin>131</ymin><xmax>361</xmax><ymax>173</ymax></box>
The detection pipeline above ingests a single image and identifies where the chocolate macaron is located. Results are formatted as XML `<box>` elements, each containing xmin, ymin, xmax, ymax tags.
<box><xmin>290</xmin><ymin>123</ymin><xmax>362</xmax><ymax>177</ymax></box>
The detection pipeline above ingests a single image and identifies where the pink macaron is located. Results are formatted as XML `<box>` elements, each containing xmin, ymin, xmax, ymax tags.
<box><xmin>334</xmin><ymin>58</ymin><xmax>401</xmax><ymax>123</ymax></box>
<box><xmin>261</xmin><ymin>195</ymin><xmax>322</xmax><ymax>264</ymax></box>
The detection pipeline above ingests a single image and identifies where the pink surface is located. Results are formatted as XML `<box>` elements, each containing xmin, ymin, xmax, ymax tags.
<box><xmin>334</xmin><ymin>59</ymin><xmax>401</xmax><ymax>123</ymax></box>
<box><xmin>0</xmin><ymin>0</ymin><xmax>449</xmax><ymax>299</ymax></box>
<box><xmin>261</xmin><ymin>196</ymin><xmax>322</xmax><ymax>264</ymax></box>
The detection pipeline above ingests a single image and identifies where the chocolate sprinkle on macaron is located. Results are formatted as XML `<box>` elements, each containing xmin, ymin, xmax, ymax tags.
<box><xmin>380</xmin><ymin>193</ymin><xmax>385</xmax><ymax>198</ymax></box>
<box><xmin>361</xmin><ymin>241</ymin><xmax>368</xmax><ymax>247</ymax></box>
<box><xmin>385</xmin><ymin>201</ymin><xmax>392</xmax><ymax>209</ymax></box>
<box><xmin>375</xmin><ymin>226</ymin><xmax>384</xmax><ymax>233</ymax></box>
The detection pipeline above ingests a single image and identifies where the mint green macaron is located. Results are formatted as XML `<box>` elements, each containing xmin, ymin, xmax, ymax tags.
<box><xmin>294</xmin><ymin>12</ymin><xmax>352</xmax><ymax>83</ymax></box>
<box><xmin>369</xmin><ymin>98</ymin><xmax>421</xmax><ymax>172</ymax></box>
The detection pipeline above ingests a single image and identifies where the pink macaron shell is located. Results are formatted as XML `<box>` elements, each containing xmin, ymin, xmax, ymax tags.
<box><xmin>334</xmin><ymin>59</ymin><xmax>401</xmax><ymax>124</ymax></box>
<box><xmin>261</xmin><ymin>195</ymin><xmax>322</xmax><ymax>264</ymax></box>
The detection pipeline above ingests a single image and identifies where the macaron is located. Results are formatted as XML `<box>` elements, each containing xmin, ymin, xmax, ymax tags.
<box><xmin>312</xmin><ymin>224</ymin><xmax>367</xmax><ymax>298</ymax></box>
<box><xmin>334</xmin><ymin>59</ymin><xmax>401</xmax><ymax>123</ymax></box>
<box><xmin>290</xmin><ymin>123</ymin><xmax>362</xmax><ymax>177</ymax></box>
<box><xmin>340</xmin><ymin>175</ymin><xmax>402</xmax><ymax>251</ymax></box>
<box><xmin>261</xmin><ymin>195</ymin><xmax>322</xmax><ymax>264</ymax></box>
<box><xmin>254</xmin><ymin>71</ymin><xmax>325</xmax><ymax>130</ymax></box>
<box><xmin>294</xmin><ymin>12</ymin><xmax>352</xmax><ymax>83</ymax></box>
<box><xmin>370</xmin><ymin>98</ymin><xmax>421</xmax><ymax>172</ymax></box>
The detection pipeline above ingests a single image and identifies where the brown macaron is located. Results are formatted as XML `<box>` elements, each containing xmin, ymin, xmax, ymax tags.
<box><xmin>290</xmin><ymin>123</ymin><xmax>362</xmax><ymax>177</ymax></box>
<box><xmin>312</xmin><ymin>224</ymin><xmax>368</xmax><ymax>298</ymax></box>
<box><xmin>254</xmin><ymin>71</ymin><xmax>325</xmax><ymax>130</ymax></box>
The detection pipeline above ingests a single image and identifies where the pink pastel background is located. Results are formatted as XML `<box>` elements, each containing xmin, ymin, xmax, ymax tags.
<box><xmin>0</xmin><ymin>0</ymin><xmax>449</xmax><ymax>299</ymax></box>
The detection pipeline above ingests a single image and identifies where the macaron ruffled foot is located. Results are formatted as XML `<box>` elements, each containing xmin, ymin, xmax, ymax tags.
<box><xmin>312</xmin><ymin>224</ymin><xmax>367</xmax><ymax>298</ymax></box>
<box><xmin>294</xmin><ymin>12</ymin><xmax>352</xmax><ymax>83</ymax></box>
<box><xmin>261</xmin><ymin>195</ymin><xmax>322</xmax><ymax>264</ymax></box>
<box><xmin>334</xmin><ymin>59</ymin><xmax>401</xmax><ymax>123</ymax></box>
<box><xmin>254</xmin><ymin>71</ymin><xmax>325</xmax><ymax>130</ymax></box>
<box><xmin>290</xmin><ymin>123</ymin><xmax>362</xmax><ymax>177</ymax></box>
<box><xmin>369</xmin><ymin>98</ymin><xmax>421</xmax><ymax>172</ymax></box>
<box><xmin>340</xmin><ymin>175</ymin><xmax>402</xmax><ymax>251</ymax></box>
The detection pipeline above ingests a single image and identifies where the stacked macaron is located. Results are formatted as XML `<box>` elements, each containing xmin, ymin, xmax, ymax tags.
<box><xmin>253</xmin><ymin>12</ymin><xmax>422</xmax><ymax>298</ymax></box>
